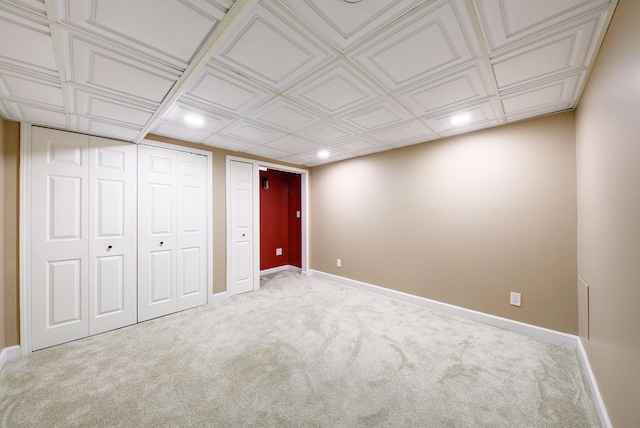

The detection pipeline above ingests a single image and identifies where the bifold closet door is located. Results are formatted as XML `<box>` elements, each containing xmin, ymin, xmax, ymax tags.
<box><xmin>138</xmin><ymin>145</ymin><xmax>208</xmax><ymax>322</ymax></box>
<box><xmin>228</xmin><ymin>160</ymin><xmax>254</xmax><ymax>296</ymax></box>
<box><xmin>31</xmin><ymin>127</ymin><xmax>90</xmax><ymax>350</ymax></box>
<box><xmin>88</xmin><ymin>136</ymin><xmax>137</xmax><ymax>335</ymax></box>
<box><xmin>176</xmin><ymin>151</ymin><xmax>208</xmax><ymax>311</ymax></box>
<box><xmin>138</xmin><ymin>145</ymin><xmax>178</xmax><ymax>321</ymax></box>
<box><xmin>30</xmin><ymin>128</ymin><xmax>137</xmax><ymax>350</ymax></box>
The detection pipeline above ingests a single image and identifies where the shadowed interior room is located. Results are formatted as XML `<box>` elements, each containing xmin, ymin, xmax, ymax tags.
<box><xmin>0</xmin><ymin>0</ymin><xmax>639</xmax><ymax>426</ymax></box>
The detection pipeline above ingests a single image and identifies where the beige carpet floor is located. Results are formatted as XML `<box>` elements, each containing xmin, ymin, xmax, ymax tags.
<box><xmin>0</xmin><ymin>271</ymin><xmax>600</xmax><ymax>427</ymax></box>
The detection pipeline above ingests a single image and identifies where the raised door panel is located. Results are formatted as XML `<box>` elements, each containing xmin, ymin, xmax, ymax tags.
<box><xmin>138</xmin><ymin>145</ymin><xmax>177</xmax><ymax>321</ymax></box>
<box><xmin>176</xmin><ymin>152</ymin><xmax>208</xmax><ymax>310</ymax></box>
<box><xmin>47</xmin><ymin>259</ymin><xmax>83</xmax><ymax>325</ymax></box>
<box><xmin>88</xmin><ymin>136</ymin><xmax>137</xmax><ymax>335</ymax></box>
<box><xmin>31</xmin><ymin>126</ymin><xmax>89</xmax><ymax>350</ymax></box>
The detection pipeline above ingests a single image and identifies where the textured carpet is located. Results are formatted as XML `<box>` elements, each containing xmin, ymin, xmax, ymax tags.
<box><xmin>0</xmin><ymin>271</ymin><xmax>600</xmax><ymax>427</ymax></box>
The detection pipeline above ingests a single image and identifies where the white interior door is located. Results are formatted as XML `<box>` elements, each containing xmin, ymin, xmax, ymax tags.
<box><xmin>228</xmin><ymin>160</ymin><xmax>255</xmax><ymax>296</ymax></box>
<box><xmin>138</xmin><ymin>145</ymin><xmax>177</xmax><ymax>322</ymax></box>
<box><xmin>88</xmin><ymin>136</ymin><xmax>137</xmax><ymax>335</ymax></box>
<box><xmin>30</xmin><ymin>127</ymin><xmax>89</xmax><ymax>350</ymax></box>
<box><xmin>176</xmin><ymin>151</ymin><xmax>208</xmax><ymax>311</ymax></box>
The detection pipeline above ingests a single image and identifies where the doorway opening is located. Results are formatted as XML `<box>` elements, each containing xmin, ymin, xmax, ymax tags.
<box><xmin>259</xmin><ymin>168</ymin><xmax>302</xmax><ymax>274</ymax></box>
<box><xmin>226</xmin><ymin>156</ymin><xmax>309</xmax><ymax>297</ymax></box>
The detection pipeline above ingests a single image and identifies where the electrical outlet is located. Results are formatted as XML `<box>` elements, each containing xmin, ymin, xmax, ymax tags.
<box><xmin>337</xmin><ymin>259</ymin><xmax>342</xmax><ymax>268</ymax></box>
<box><xmin>276</xmin><ymin>248</ymin><xmax>282</xmax><ymax>256</ymax></box>
<box><xmin>510</xmin><ymin>292</ymin><xmax>521</xmax><ymax>307</ymax></box>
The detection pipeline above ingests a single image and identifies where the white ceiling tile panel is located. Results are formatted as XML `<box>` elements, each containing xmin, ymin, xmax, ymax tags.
<box><xmin>285</xmin><ymin>60</ymin><xmax>385</xmax><ymax>116</ymax></box>
<box><xmin>151</xmin><ymin>121</ymin><xmax>212</xmax><ymax>143</ymax></box>
<box><xmin>212</xmin><ymin>0</ymin><xmax>234</xmax><ymax>9</ymax></box>
<box><xmin>162</xmin><ymin>100</ymin><xmax>235</xmax><ymax>133</ymax></box>
<box><xmin>0</xmin><ymin>6</ymin><xmax>58</xmax><ymax>76</ymax></box>
<box><xmin>242</xmin><ymin>145</ymin><xmax>290</xmax><ymax>160</ymax></box>
<box><xmin>473</xmin><ymin>0</ymin><xmax>611</xmax><ymax>52</ymax></box>
<box><xmin>335</xmin><ymin>136</ymin><xmax>389</xmax><ymax>155</ymax></box>
<box><xmin>491</xmin><ymin>12</ymin><xmax>609</xmax><ymax>90</ymax></box>
<box><xmin>282</xmin><ymin>146</ymin><xmax>350</xmax><ymax>166</ymax></box>
<box><xmin>423</xmin><ymin>97</ymin><xmax>503</xmax><ymax>135</ymax></box>
<box><xmin>6</xmin><ymin>0</ymin><xmax>46</xmax><ymax>16</ymax></box>
<box><xmin>248</xmin><ymin>97</ymin><xmax>325</xmax><ymax>133</ymax></box>
<box><xmin>70</xmin><ymin>115</ymin><xmax>141</xmax><ymax>140</ymax></box>
<box><xmin>502</xmin><ymin>73</ymin><xmax>584</xmax><ymax>120</ymax></box>
<box><xmin>183</xmin><ymin>63</ymin><xmax>274</xmax><ymax>115</ymax></box>
<box><xmin>219</xmin><ymin>120</ymin><xmax>286</xmax><ymax>144</ymax></box>
<box><xmin>280</xmin><ymin>151</ymin><xmax>322</xmax><ymax>166</ymax></box>
<box><xmin>212</xmin><ymin>2</ymin><xmax>335</xmax><ymax>91</ymax></box>
<box><xmin>279</xmin><ymin>0</ymin><xmax>425</xmax><ymax>52</ymax></box>
<box><xmin>69</xmin><ymin>88</ymin><xmax>155</xmax><ymax>127</ymax></box>
<box><xmin>306</xmin><ymin>154</ymin><xmax>351</xmax><ymax>167</ymax></box>
<box><xmin>440</xmin><ymin>118</ymin><xmax>503</xmax><ymax>137</ymax></box>
<box><xmin>348</xmin><ymin>0</ymin><xmax>480</xmax><ymax>91</ymax></box>
<box><xmin>3</xmin><ymin>101</ymin><xmax>67</xmax><ymax>127</ymax></box>
<box><xmin>0</xmin><ymin>68</ymin><xmax>64</xmax><ymax>108</ymax></box>
<box><xmin>202</xmin><ymin>134</ymin><xmax>255</xmax><ymax>152</ymax></box>
<box><xmin>505</xmin><ymin>107</ymin><xmax>572</xmax><ymax>124</ymax></box>
<box><xmin>339</xmin><ymin>99</ymin><xmax>414</xmax><ymax>132</ymax></box>
<box><xmin>370</xmin><ymin>119</ymin><xmax>438</xmax><ymax>146</ymax></box>
<box><xmin>56</xmin><ymin>0</ymin><xmax>228</xmax><ymax>69</ymax></box>
<box><xmin>297</xmin><ymin>120</ymin><xmax>360</xmax><ymax>144</ymax></box>
<box><xmin>265</xmin><ymin>135</ymin><xmax>319</xmax><ymax>154</ymax></box>
<box><xmin>64</xmin><ymin>33</ymin><xmax>180</xmax><ymax>105</ymax></box>
<box><xmin>395</xmin><ymin>62</ymin><xmax>494</xmax><ymax>116</ymax></box>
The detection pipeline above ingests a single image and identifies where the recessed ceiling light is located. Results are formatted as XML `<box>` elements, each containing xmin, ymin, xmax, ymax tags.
<box><xmin>318</xmin><ymin>150</ymin><xmax>330</xmax><ymax>159</ymax></box>
<box><xmin>343</xmin><ymin>0</ymin><xmax>363</xmax><ymax>3</ymax></box>
<box><xmin>450</xmin><ymin>113</ymin><xmax>471</xmax><ymax>126</ymax></box>
<box><xmin>184</xmin><ymin>114</ymin><xmax>205</xmax><ymax>127</ymax></box>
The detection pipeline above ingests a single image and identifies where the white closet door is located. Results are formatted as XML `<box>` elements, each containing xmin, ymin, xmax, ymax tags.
<box><xmin>176</xmin><ymin>151</ymin><xmax>208</xmax><ymax>311</ymax></box>
<box><xmin>228</xmin><ymin>160</ymin><xmax>254</xmax><ymax>296</ymax></box>
<box><xmin>31</xmin><ymin>127</ymin><xmax>89</xmax><ymax>351</ymax></box>
<box><xmin>138</xmin><ymin>145</ymin><xmax>177</xmax><ymax>322</ymax></box>
<box><xmin>88</xmin><ymin>136</ymin><xmax>137</xmax><ymax>335</ymax></box>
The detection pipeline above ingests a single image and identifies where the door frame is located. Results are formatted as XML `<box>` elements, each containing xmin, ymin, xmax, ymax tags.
<box><xmin>19</xmin><ymin>123</ymin><xmax>35</xmax><ymax>355</ymax></box>
<box><xmin>18</xmin><ymin>125</ymin><xmax>214</xmax><ymax>356</ymax></box>
<box><xmin>226</xmin><ymin>155</ymin><xmax>309</xmax><ymax>295</ymax></box>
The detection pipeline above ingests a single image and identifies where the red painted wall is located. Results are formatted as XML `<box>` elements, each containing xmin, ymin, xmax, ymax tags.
<box><xmin>260</xmin><ymin>170</ymin><xmax>301</xmax><ymax>270</ymax></box>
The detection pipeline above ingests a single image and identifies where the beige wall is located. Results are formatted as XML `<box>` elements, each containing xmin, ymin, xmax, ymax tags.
<box><xmin>1</xmin><ymin>119</ymin><xmax>20</xmax><ymax>348</ymax></box>
<box><xmin>310</xmin><ymin>112</ymin><xmax>577</xmax><ymax>334</ymax></box>
<box><xmin>576</xmin><ymin>0</ymin><xmax>640</xmax><ymax>425</ymax></box>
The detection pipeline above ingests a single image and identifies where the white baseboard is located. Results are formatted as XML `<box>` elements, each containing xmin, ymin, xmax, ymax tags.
<box><xmin>310</xmin><ymin>270</ymin><xmax>578</xmax><ymax>348</ymax></box>
<box><xmin>577</xmin><ymin>338</ymin><xmax>612</xmax><ymax>428</ymax></box>
<box><xmin>212</xmin><ymin>291</ymin><xmax>229</xmax><ymax>304</ymax></box>
<box><xmin>0</xmin><ymin>345</ymin><xmax>22</xmax><ymax>372</ymax></box>
<box><xmin>260</xmin><ymin>265</ymin><xmax>302</xmax><ymax>276</ymax></box>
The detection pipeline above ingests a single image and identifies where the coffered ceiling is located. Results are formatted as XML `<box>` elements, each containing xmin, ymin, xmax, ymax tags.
<box><xmin>0</xmin><ymin>0</ymin><xmax>618</xmax><ymax>166</ymax></box>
